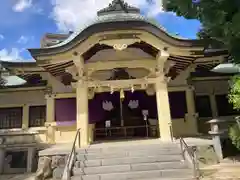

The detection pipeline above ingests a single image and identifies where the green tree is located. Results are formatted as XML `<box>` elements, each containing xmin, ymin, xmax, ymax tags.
<box><xmin>164</xmin><ymin>0</ymin><xmax>240</xmax><ymax>108</ymax></box>
<box><xmin>164</xmin><ymin>0</ymin><xmax>240</xmax><ymax>150</ymax></box>
<box><xmin>164</xmin><ymin>0</ymin><xmax>240</xmax><ymax>60</ymax></box>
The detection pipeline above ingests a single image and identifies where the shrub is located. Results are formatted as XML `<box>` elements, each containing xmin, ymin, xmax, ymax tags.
<box><xmin>229</xmin><ymin>123</ymin><xmax>240</xmax><ymax>150</ymax></box>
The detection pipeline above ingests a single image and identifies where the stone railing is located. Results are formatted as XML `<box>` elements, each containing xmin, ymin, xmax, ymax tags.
<box><xmin>0</xmin><ymin>130</ymin><xmax>38</xmax><ymax>146</ymax></box>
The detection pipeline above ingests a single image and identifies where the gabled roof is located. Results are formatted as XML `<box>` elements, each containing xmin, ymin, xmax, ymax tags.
<box><xmin>97</xmin><ymin>0</ymin><xmax>140</xmax><ymax>15</ymax></box>
<box><xmin>0</xmin><ymin>61</ymin><xmax>48</xmax><ymax>88</ymax></box>
<box><xmin>28</xmin><ymin>0</ymin><xmax>207</xmax><ymax>58</ymax></box>
<box><xmin>0</xmin><ymin>61</ymin><xmax>45</xmax><ymax>73</ymax></box>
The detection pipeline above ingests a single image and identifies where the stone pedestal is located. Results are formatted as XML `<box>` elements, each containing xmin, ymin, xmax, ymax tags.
<box><xmin>156</xmin><ymin>77</ymin><xmax>172</xmax><ymax>141</ymax></box>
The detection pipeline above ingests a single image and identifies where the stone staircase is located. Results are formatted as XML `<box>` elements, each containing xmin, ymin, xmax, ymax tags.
<box><xmin>65</xmin><ymin>141</ymin><xmax>195</xmax><ymax>180</ymax></box>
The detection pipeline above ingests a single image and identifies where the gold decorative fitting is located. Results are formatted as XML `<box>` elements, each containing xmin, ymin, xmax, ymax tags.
<box><xmin>120</xmin><ymin>89</ymin><xmax>125</xmax><ymax>99</ymax></box>
<box><xmin>113</xmin><ymin>44</ymin><xmax>128</xmax><ymax>51</ymax></box>
<box><xmin>99</xmin><ymin>38</ymin><xmax>141</xmax><ymax>51</ymax></box>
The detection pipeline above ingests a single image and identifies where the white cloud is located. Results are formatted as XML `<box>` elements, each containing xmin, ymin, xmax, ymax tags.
<box><xmin>17</xmin><ymin>35</ymin><xmax>34</xmax><ymax>44</ymax></box>
<box><xmin>0</xmin><ymin>34</ymin><xmax>4</xmax><ymax>40</ymax></box>
<box><xmin>17</xmin><ymin>35</ymin><xmax>28</xmax><ymax>44</ymax></box>
<box><xmin>13</xmin><ymin>0</ymin><xmax>32</xmax><ymax>12</ymax></box>
<box><xmin>51</xmin><ymin>0</ymin><xmax>163</xmax><ymax>32</ymax></box>
<box><xmin>0</xmin><ymin>48</ymin><xmax>23</xmax><ymax>61</ymax></box>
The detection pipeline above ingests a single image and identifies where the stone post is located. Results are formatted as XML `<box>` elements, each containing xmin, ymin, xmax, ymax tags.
<box><xmin>186</xmin><ymin>86</ymin><xmax>198</xmax><ymax>135</ymax></box>
<box><xmin>76</xmin><ymin>80</ymin><xmax>89</xmax><ymax>147</ymax></box>
<box><xmin>22</xmin><ymin>104</ymin><xmax>29</xmax><ymax>130</ymax></box>
<box><xmin>156</xmin><ymin>75</ymin><xmax>173</xmax><ymax>141</ymax></box>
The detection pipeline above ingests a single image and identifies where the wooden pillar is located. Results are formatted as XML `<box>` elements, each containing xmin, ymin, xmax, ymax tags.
<box><xmin>45</xmin><ymin>95</ymin><xmax>56</xmax><ymax>144</ymax></box>
<box><xmin>88</xmin><ymin>124</ymin><xmax>95</xmax><ymax>144</ymax></box>
<box><xmin>155</xmin><ymin>50</ymin><xmax>172</xmax><ymax>141</ymax></box>
<box><xmin>76</xmin><ymin>80</ymin><xmax>89</xmax><ymax>147</ymax></box>
<box><xmin>46</xmin><ymin>95</ymin><xmax>55</xmax><ymax>123</ymax></box>
<box><xmin>186</xmin><ymin>86</ymin><xmax>198</xmax><ymax>135</ymax></box>
<box><xmin>0</xmin><ymin>149</ymin><xmax>4</xmax><ymax>174</ymax></box>
<box><xmin>156</xmin><ymin>76</ymin><xmax>173</xmax><ymax>141</ymax></box>
<box><xmin>210</xmin><ymin>94</ymin><xmax>218</xmax><ymax>118</ymax></box>
<box><xmin>22</xmin><ymin>104</ymin><xmax>29</xmax><ymax>129</ymax></box>
<box><xmin>27</xmin><ymin>147</ymin><xmax>35</xmax><ymax>173</ymax></box>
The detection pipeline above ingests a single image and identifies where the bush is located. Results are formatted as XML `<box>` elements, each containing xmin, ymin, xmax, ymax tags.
<box><xmin>229</xmin><ymin>123</ymin><xmax>240</xmax><ymax>151</ymax></box>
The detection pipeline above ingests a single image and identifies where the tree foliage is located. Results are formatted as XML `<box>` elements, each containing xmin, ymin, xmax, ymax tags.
<box><xmin>229</xmin><ymin>122</ymin><xmax>240</xmax><ymax>150</ymax></box>
<box><xmin>164</xmin><ymin>0</ymin><xmax>240</xmax><ymax>62</ymax></box>
<box><xmin>229</xmin><ymin>75</ymin><xmax>240</xmax><ymax>109</ymax></box>
<box><xmin>164</xmin><ymin>0</ymin><xmax>240</xmax><ymax>149</ymax></box>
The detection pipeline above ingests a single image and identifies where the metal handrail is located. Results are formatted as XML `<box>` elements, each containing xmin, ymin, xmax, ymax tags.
<box><xmin>61</xmin><ymin>128</ymin><xmax>81</xmax><ymax>180</ymax></box>
<box><xmin>179</xmin><ymin>137</ymin><xmax>200</xmax><ymax>179</ymax></box>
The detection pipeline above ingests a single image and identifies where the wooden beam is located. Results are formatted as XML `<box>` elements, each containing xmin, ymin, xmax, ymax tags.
<box><xmin>87</xmin><ymin>78</ymin><xmax>157</xmax><ymax>88</ymax></box>
<box><xmin>85</xmin><ymin>59</ymin><xmax>156</xmax><ymax>72</ymax></box>
<box><xmin>195</xmin><ymin>56</ymin><xmax>225</xmax><ymax>63</ymax></box>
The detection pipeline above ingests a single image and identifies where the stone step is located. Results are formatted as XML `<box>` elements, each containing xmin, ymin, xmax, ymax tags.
<box><xmin>76</xmin><ymin>148</ymin><xmax>181</xmax><ymax>160</ymax></box>
<box><xmin>73</xmin><ymin>161</ymin><xmax>188</xmax><ymax>175</ymax></box>
<box><xmin>77</xmin><ymin>143</ymin><xmax>180</xmax><ymax>154</ymax></box>
<box><xmin>137</xmin><ymin>178</ymin><xmax>195</xmax><ymax>180</ymax></box>
<box><xmin>71</xmin><ymin>169</ymin><xmax>193</xmax><ymax>180</ymax></box>
<box><xmin>75</xmin><ymin>155</ymin><xmax>183</xmax><ymax>168</ymax></box>
<box><xmin>71</xmin><ymin>177</ymin><xmax>195</xmax><ymax>180</ymax></box>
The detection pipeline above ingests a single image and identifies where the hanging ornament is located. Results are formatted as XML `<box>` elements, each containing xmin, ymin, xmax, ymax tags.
<box><xmin>131</xmin><ymin>85</ymin><xmax>134</xmax><ymax>93</ymax></box>
<box><xmin>110</xmin><ymin>87</ymin><xmax>114</xmax><ymax>94</ymax></box>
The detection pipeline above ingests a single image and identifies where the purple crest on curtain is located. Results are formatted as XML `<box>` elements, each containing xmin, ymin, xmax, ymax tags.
<box><xmin>89</xmin><ymin>92</ymin><xmax>120</xmax><ymax>124</ymax></box>
<box><xmin>123</xmin><ymin>91</ymin><xmax>157</xmax><ymax>118</ymax></box>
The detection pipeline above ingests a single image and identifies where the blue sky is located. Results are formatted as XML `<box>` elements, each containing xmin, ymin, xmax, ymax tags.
<box><xmin>0</xmin><ymin>0</ymin><xmax>201</xmax><ymax>62</ymax></box>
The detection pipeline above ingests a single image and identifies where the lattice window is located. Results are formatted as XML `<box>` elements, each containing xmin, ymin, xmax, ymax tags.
<box><xmin>29</xmin><ymin>106</ymin><xmax>46</xmax><ymax>127</ymax></box>
<box><xmin>0</xmin><ymin>107</ymin><xmax>22</xmax><ymax>129</ymax></box>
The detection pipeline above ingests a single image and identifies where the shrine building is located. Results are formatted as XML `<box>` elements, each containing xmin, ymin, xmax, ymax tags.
<box><xmin>0</xmin><ymin>0</ymin><xmax>236</xmax><ymax>148</ymax></box>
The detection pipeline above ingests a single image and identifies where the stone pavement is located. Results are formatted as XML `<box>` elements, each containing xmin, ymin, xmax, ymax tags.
<box><xmin>0</xmin><ymin>173</ymin><xmax>36</xmax><ymax>180</ymax></box>
<box><xmin>201</xmin><ymin>158</ymin><xmax>240</xmax><ymax>180</ymax></box>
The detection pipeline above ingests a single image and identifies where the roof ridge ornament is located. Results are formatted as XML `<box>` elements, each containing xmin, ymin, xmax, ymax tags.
<box><xmin>97</xmin><ymin>0</ymin><xmax>140</xmax><ymax>16</ymax></box>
